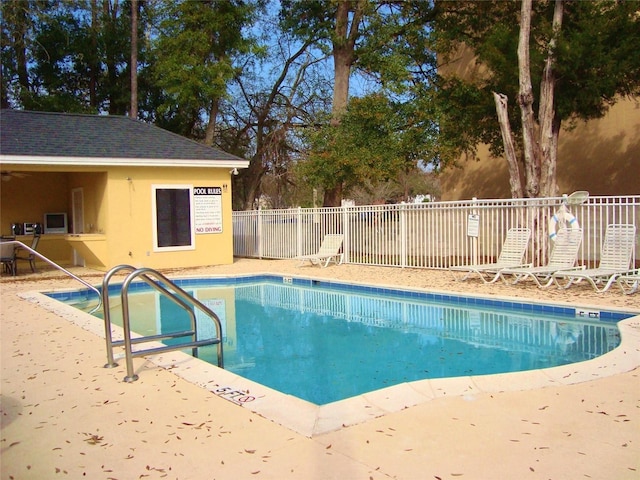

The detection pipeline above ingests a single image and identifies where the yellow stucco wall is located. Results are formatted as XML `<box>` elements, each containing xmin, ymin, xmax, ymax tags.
<box><xmin>0</xmin><ymin>165</ymin><xmax>236</xmax><ymax>271</ymax></box>
<box><xmin>0</xmin><ymin>170</ymin><xmax>74</xmax><ymax>263</ymax></box>
<box><xmin>68</xmin><ymin>171</ymin><xmax>108</xmax><ymax>234</ymax></box>
<box><xmin>439</xmin><ymin>98</ymin><xmax>640</xmax><ymax>200</ymax></box>
<box><xmin>0</xmin><ymin>171</ymin><xmax>70</xmax><ymax>229</ymax></box>
<box><xmin>437</xmin><ymin>43</ymin><xmax>640</xmax><ymax>200</ymax></box>
<box><xmin>101</xmin><ymin>167</ymin><xmax>234</xmax><ymax>270</ymax></box>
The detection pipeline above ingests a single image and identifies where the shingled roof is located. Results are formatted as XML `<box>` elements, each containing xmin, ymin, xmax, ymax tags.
<box><xmin>0</xmin><ymin>109</ymin><xmax>248</xmax><ymax>168</ymax></box>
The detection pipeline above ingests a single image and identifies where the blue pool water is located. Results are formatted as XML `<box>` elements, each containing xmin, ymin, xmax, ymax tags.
<box><xmin>49</xmin><ymin>276</ymin><xmax>630</xmax><ymax>405</ymax></box>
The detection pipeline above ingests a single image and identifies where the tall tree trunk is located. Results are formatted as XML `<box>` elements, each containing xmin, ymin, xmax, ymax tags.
<box><xmin>538</xmin><ymin>0</ymin><xmax>564</xmax><ymax>198</ymax></box>
<box><xmin>548</xmin><ymin>116</ymin><xmax>560</xmax><ymax>194</ymax></box>
<box><xmin>493</xmin><ymin>92</ymin><xmax>524</xmax><ymax>198</ymax></box>
<box><xmin>104</xmin><ymin>0</ymin><xmax>119</xmax><ymax>114</ymax></box>
<box><xmin>1</xmin><ymin>2</ymin><xmax>29</xmax><ymax>107</ymax></box>
<box><xmin>90</xmin><ymin>0</ymin><xmax>98</xmax><ymax>108</ymax></box>
<box><xmin>130</xmin><ymin>0</ymin><xmax>138</xmax><ymax>118</ymax></box>
<box><xmin>241</xmin><ymin>160</ymin><xmax>267</xmax><ymax>210</ymax></box>
<box><xmin>517</xmin><ymin>0</ymin><xmax>540</xmax><ymax>198</ymax></box>
<box><xmin>204</xmin><ymin>98</ymin><xmax>219</xmax><ymax>146</ymax></box>
<box><xmin>323</xmin><ymin>0</ymin><xmax>364</xmax><ymax>206</ymax></box>
<box><xmin>11</xmin><ymin>4</ymin><xmax>30</xmax><ymax>106</ymax></box>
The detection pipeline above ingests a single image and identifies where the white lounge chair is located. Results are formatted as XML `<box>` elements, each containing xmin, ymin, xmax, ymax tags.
<box><xmin>616</xmin><ymin>269</ymin><xmax>640</xmax><ymax>295</ymax></box>
<box><xmin>450</xmin><ymin>227</ymin><xmax>532</xmax><ymax>283</ymax></box>
<box><xmin>552</xmin><ymin>223</ymin><xmax>637</xmax><ymax>292</ymax></box>
<box><xmin>498</xmin><ymin>227</ymin><xmax>583</xmax><ymax>288</ymax></box>
<box><xmin>297</xmin><ymin>234</ymin><xmax>344</xmax><ymax>268</ymax></box>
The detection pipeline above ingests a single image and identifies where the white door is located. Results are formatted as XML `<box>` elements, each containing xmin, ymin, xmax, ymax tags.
<box><xmin>71</xmin><ymin>188</ymin><xmax>84</xmax><ymax>266</ymax></box>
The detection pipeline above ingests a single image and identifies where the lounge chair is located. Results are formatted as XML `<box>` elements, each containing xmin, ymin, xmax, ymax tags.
<box><xmin>297</xmin><ymin>234</ymin><xmax>344</xmax><ymax>268</ymax></box>
<box><xmin>552</xmin><ymin>223</ymin><xmax>637</xmax><ymax>292</ymax></box>
<box><xmin>449</xmin><ymin>227</ymin><xmax>532</xmax><ymax>283</ymax></box>
<box><xmin>498</xmin><ymin>227</ymin><xmax>583</xmax><ymax>288</ymax></box>
<box><xmin>15</xmin><ymin>233</ymin><xmax>40</xmax><ymax>272</ymax></box>
<box><xmin>615</xmin><ymin>269</ymin><xmax>640</xmax><ymax>295</ymax></box>
<box><xmin>1</xmin><ymin>241</ymin><xmax>17</xmax><ymax>276</ymax></box>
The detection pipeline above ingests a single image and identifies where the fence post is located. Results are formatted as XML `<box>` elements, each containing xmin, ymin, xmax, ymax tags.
<box><xmin>400</xmin><ymin>203</ymin><xmax>407</xmax><ymax>268</ymax></box>
<box><xmin>342</xmin><ymin>205</ymin><xmax>349</xmax><ymax>263</ymax></box>
<box><xmin>257</xmin><ymin>206</ymin><xmax>263</xmax><ymax>259</ymax></box>
<box><xmin>297</xmin><ymin>207</ymin><xmax>303</xmax><ymax>258</ymax></box>
<box><xmin>471</xmin><ymin>197</ymin><xmax>479</xmax><ymax>265</ymax></box>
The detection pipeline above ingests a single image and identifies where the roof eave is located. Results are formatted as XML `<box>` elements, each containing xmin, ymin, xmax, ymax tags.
<box><xmin>0</xmin><ymin>155</ymin><xmax>250</xmax><ymax>169</ymax></box>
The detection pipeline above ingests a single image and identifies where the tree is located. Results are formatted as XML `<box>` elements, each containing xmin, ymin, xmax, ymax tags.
<box><xmin>230</xmin><ymin>33</ymin><xmax>326</xmax><ymax>210</ymax></box>
<box><xmin>434</xmin><ymin>0</ymin><xmax>640</xmax><ymax>198</ymax></box>
<box><xmin>0</xmin><ymin>0</ymin><xmax>143</xmax><ymax>114</ymax></box>
<box><xmin>130</xmin><ymin>0</ymin><xmax>138</xmax><ymax>118</ymax></box>
<box><xmin>149</xmin><ymin>0</ymin><xmax>262</xmax><ymax>142</ymax></box>
<box><xmin>1</xmin><ymin>0</ymin><xmax>36</xmax><ymax>109</ymax></box>
<box><xmin>280</xmin><ymin>0</ymin><xmax>367</xmax><ymax>206</ymax></box>
<box><xmin>300</xmin><ymin>92</ymin><xmax>437</xmax><ymax>202</ymax></box>
<box><xmin>280</xmin><ymin>0</ymin><xmax>437</xmax><ymax>206</ymax></box>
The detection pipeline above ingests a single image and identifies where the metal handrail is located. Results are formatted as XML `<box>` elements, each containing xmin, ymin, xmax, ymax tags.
<box><xmin>102</xmin><ymin>265</ymin><xmax>196</xmax><ymax>364</ymax></box>
<box><xmin>101</xmin><ymin>264</ymin><xmax>138</xmax><ymax>367</ymax></box>
<box><xmin>1</xmin><ymin>240</ymin><xmax>102</xmax><ymax>313</ymax></box>
<box><xmin>101</xmin><ymin>265</ymin><xmax>224</xmax><ymax>382</ymax></box>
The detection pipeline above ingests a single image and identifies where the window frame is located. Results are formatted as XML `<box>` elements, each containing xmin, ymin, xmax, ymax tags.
<box><xmin>151</xmin><ymin>184</ymin><xmax>196</xmax><ymax>252</ymax></box>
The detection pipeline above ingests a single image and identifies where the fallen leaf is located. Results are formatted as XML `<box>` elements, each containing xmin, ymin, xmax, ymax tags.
<box><xmin>83</xmin><ymin>434</ymin><xmax>104</xmax><ymax>445</ymax></box>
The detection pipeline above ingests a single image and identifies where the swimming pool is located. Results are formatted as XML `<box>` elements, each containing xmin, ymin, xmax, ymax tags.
<box><xmin>47</xmin><ymin>275</ymin><xmax>630</xmax><ymax>406</ymax></box>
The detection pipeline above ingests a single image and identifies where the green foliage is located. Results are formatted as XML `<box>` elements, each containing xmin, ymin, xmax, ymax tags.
<box><xmin>554</xmin><ymin>1</ymin><xmax>640</xmax><ymax>121</ymax></box>
<box><xmin>1</xmin><ymin>0</ymin><xmax>141</xmax><ymax>114</ymax></box>
<box><xmin>300</xmin><ymin>92</ymin><xmax>435</xmax><ymax>197</ymax></box>
<box><xmin>432</xmin><ymin>0</ymin><xmax>640</xmax><ymax>166</ymax></box>
<box><xmin>7</xmin><ymin>0</ymin><xmax>637</xmax><ymax>206</ymax></box>
<box><xmin>280</xmin><ymin>0</ymin><xmax>438</xmax><ymax>204</ymax></box>
<box><xmin>149</xmin><ymin>0</ymin><xmax>263</xmax><ymax>136</ymax></box>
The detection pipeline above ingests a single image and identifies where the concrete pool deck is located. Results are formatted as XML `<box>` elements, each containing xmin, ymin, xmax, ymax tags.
<box><xmin>2</xmin><ymin>258</ymin><xmax>639</xmax><ymax>479</ymax></box>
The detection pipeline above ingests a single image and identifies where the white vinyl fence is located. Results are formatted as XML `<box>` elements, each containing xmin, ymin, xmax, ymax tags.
<box><xmin>233</xmin><ymin>195</ymin><xmax>640</xmax><ymax>270</ymax></box>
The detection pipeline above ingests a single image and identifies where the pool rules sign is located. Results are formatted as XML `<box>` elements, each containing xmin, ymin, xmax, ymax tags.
<box><xmin>194</xmin><ymin>186</ymin><xmax>223</xmax><ymax>234</ymax></box>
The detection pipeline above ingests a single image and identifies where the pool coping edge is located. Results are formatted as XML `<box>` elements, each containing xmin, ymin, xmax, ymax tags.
<box><xmin>18</xmin><ymin>273</ymin><xmax>640</xmax><ymax>438</ymax></box>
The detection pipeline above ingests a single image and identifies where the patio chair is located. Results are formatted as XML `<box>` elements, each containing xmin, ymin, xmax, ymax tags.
<box><xmin>297</xmin><ymin>234</ymin><xmax>344</xmax><ymax>268</ymax></box>
<box><xmin>449</xmin><ymin>227</ymin><xmax>532</xmax><ymax>283</ymax></box>
<box><xmin>498</xmin><ymin>227</ymin><xmax>584</xmax><ymax>288</ymax></box>
<box><xmin>615</xmin><ymin>269</ymin><xmax>640</xmax><ymax>295</ymax></box>
<box><xmin>552</xmin><ymin>223</ymin><xmax>637</xmax><ymax>292</ymax></box>
<box><xmin>15</xmin><ymin>233</ymin><xmax>40</xmax><ymax>273</ymax></box>
<box><xmin>0</xmin><ymin>241</ymin><xmax>17</xmax><ymax>276</ymax></box>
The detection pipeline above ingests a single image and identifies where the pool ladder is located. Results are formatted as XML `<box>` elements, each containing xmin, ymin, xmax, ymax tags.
<box><xmin>102</xmin><ymin>265</ymin><xmax>224</xmax><ymax>382</ymax></box>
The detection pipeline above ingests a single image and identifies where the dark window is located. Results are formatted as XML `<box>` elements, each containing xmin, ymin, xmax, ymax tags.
<box><xmin>155</xmin><ymin>188</ymin><xmax>192</xmax><ymax>248</ymax></box>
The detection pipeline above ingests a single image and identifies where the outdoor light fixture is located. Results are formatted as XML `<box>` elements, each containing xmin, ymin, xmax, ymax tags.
<box><xmin>230</xmin><ymin>168</ymin><xmax>239</xmax><ymax>175</ymax></box>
